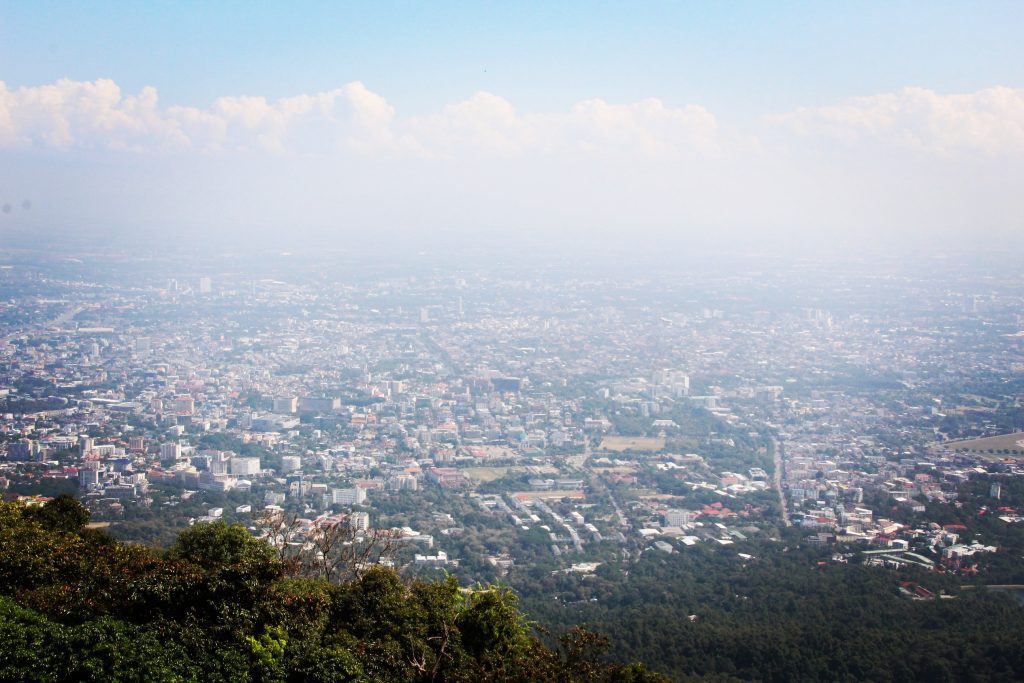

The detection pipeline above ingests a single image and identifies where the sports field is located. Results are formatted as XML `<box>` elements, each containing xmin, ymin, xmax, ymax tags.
<box><xmin>599</xmin><ymin>436</ymin><xmax>665</xmax><ymax>452</ymax></box>
<box><xmin>464</xmin><ymin>466</ymin><xmax>523</xmax><ymax>482</ymax></box>
<box><xmin>941</xmin><ymin>432</ymin><xmax>1024</xmax><ymax>457</ymax></box>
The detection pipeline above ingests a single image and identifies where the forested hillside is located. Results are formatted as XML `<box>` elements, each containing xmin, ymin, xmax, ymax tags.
<box><xmin>0</xmin><ymin>496</ymin><xmax>661</xmax><ymax>682</ymax></box>
<box><xmin>519</xmin><ymin>539</ymin><xmax>1024</xmax><ymax>681</ymax></box>
<box><xmin>4</xmin><ymin>495</ymin><xmax>1024</xmax><ymax>682</ymax></box>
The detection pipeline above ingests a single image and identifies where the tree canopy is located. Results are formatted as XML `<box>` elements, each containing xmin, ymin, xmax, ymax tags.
<box><xmin>0</xmin><ymin>497</ymin><xmax>663</xmax><ymax>682</ymax></box>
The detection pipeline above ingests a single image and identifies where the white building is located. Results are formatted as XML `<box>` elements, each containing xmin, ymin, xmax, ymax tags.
<box><xmin>349</xmin><ymin>511</ymin><xmax>370</xmax><ymax>531</ymax></box>
<box><xmin>331</xmin><ymin>487</ymin><xmax>367</xmax><ymax>506</ymax></box>
<box><xmin>388</xmin><ymin>474</ymin><xmax>418</xmax><ymax>491</ymax></box>
<box><xmin>79</xmin><ymin>467</ymin><xmax>100</xmax><ymax>489</ymax></box>
<box><xmin>273</xmin><ymin>397</ymin><xmax>298</xmax><ymax>414</ymax></box>
<box><xmin>414</xmin><ymin>551</ymin><xmax>448</xmax><ymax>567</ymax></box>
<box><xmin>663</xmin><ymin>509</ymin><xmax>692</xmax><ymax>527</ymax></box>
<box><xmin>229</xmin><ymin>457</ymin><xmax>262</xmax><ymax>476</ymax></box>
<box><xmin>160</xmin><ymin>442</ymin><xmax>182</xmax><ymax>461</ymax></box>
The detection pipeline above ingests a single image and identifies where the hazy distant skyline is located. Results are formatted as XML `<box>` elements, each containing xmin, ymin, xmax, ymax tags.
<box><xmin>1</xmin><ymin>2</ymin><xmax>1022</xmax><ymax>253</ymax></box>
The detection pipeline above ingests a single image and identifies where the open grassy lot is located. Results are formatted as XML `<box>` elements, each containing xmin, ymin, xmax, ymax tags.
<box><xmin>464</xmin><ymin>466</ymin><xmax>523</xmax><ymax>482</ymax></box>
<box><xmin>599</xmin><ymin>436</ymin><xmax>665</xmax><ymax>452</ymax></box>
<box><xmin>667</xmin><ymin>435</ymin><xmax>701</xmax><ymax>449</ymax></box>
<box><xmin>941</xmin><ymin>432</ymin><xmax>1024</xmax><ymax>457</ymax></box>
<box><xmin>471</xmin><ymin>445</ymin><xmax>519</xmax><ymax>460</ymax></box>
<box><xmin>591</xmin><ymin>466</ymin><xmax>639</xmax><ymax>475</ymax></box>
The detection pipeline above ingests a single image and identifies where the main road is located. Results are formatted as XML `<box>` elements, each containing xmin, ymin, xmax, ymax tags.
<box><xmin>772</xmin><ymin>439</ymin><xmax>791</xmax><ymax>527</ymax></box>
<box><xmin>1</xmin><ymin>304</ymin><xmax>88</xmax><ymax>344</ymax></box>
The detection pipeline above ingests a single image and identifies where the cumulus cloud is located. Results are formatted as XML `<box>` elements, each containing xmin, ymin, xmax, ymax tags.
<box><xmin>0</xmin><ymin>78</ymin><xmax>189</xmax><ymax>150</ymax></box>
<box><xmin>2</xmin><ymin>78</ymin><xmax>1022</xmax><ymax>252</ymax></box>
<box><xmin>0</xmin><ymin>78</ymin><xmax>723</xmax><ymax>159</ymax></box>
<box><xmin>189</xmin><ymin>82</ymin><xmax>416</xmax><ymax>154</ymax></box>
<box><xmin>0</xmin><ymin>79</ymin><xmax>415</xmax><ymax>155</ymax></box>
<box><xmin>406</xmin><ymin>93</ymin><xmax>721</xmax><ymax>158</ymax></box>
<box><xmin>3</xmin><ymin>79</ymin><xmax>1023</xmax><ymax>162</ymax></box>
<box><xmin>772</xmin><ymin>86</ymin><xmax>1024</xmax><ymax>156</ymax></box>
<box><xmin>566</xmin><ymin>98</ymin><xmax>719</xmax><ymax>155</ymax></box>
<box><xmin>409</xmin><ymin>92</ymin><xmax>532</xmax><ymax>157</ymax></box>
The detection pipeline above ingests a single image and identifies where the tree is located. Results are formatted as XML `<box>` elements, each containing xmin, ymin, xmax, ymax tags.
<box><xmin>22</xmin><ymin>494</ymin><xmax>90</xmax><ymax>533</ymax></box>
<box><xmin>253</xmin><ymin>510</ymin><xmax>396</xmax><ymax>583</ymax></box>
<box><xmin>0</xmin><ymin>500</ymin><xmax>676</xmax><ymax>682</ymax></box>
<box><xmin>171</xmin><ymin>520</ymin><xmax>278</xmax><ymax>570</ymax></box>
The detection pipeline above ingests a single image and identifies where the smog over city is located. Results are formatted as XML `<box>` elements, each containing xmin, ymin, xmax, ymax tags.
<box><xmin>1</xmin><ymin>3</ymin><xmax>1023</xmax><ymax>681</ymax></box>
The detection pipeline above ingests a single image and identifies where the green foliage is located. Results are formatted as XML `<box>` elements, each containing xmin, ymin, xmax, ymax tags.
<box><xmin>247</xmin><ymin>625</ymin><xmax>288</xmax><ymax>682</ymax></box>
<box><xmin>22</xmin><ymin>494</ymin><xmax>91</xmax><ymax>533</ymax></box>
<box><xmin>170</xmin><ymin>520</ymin><xmax>278</xmax><ymax>569</ymax></box>
<box><xmin>459</xmin><ymin>586</ymin><xmax>532</xmax><ymax>665</ymax></box>
<box><xmin>519</xmin><ymin>542</ymin><xmax>1024</xmax><ymax>681</ymax></box>
<box><xmin>0</xmin><ymin>501</ymin><xmax>661</xmax><ymax>682</ymax></box>
<box><xmin>0</xmin><ymin>596</ymin><xmax>207</xmax><ymax>682</ymax></box>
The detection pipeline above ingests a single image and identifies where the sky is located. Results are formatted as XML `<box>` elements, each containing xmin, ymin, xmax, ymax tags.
<box><xmin>1</xmin><ymin>1</ymin><xmax>1022</xmax><ymax>255</ymax></box>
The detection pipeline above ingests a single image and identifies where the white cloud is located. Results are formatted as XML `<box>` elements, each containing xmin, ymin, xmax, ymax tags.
<box><xmin>565</xmin><ymin>98</ymin><xmax>719</xmax><ymax>155</ymax></box>
<box><xmin>2</xmin><ymin>79</ymin><xmax>1022</xmax><ymax>250</ymax></box>
<box><xmin>3</xmin><ymin>79</ymin><xmax>1022</xmax><ymax>162</ymax></box>
<box><xmin>164</xmin><ymin>82</ymin><xmax>415</xmax><ymax>155</ymax></box>
<box><xmin>0</xmin><ymin>78</ymin><xmax>189</xmax><ymax>151</ymax></box>
<box><xmin>406</xmin><ymin>92</ymin><xmax>721</xmax><ymax>158</ymax></box>
<box><xmin>0</xmin><ymin>79</ymin><xmax>413</xmax><ymax>155</ymax></box>
<box><xmin>772</xmin><ymin>86</ymin><xmax>1024</xmax><ymax>155</ymax></box>
<box><xmin>409</xmin><ymin>92</ymin><xmax>531</xmax><ymax>157</ymax></box>
<box><xmin>0</xmin><ymin>78</ymin><xmax>723</xmax><ymax>159</ymax></box>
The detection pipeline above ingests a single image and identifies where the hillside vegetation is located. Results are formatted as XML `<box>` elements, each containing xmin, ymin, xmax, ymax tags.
<box><xmin>0</xmin><ymin>496</ymin><xmax>662</xmax><ymax>683</ymax></box>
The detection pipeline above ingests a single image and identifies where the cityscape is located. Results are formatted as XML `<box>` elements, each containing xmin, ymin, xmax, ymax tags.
<box><xmin>4</xmin><ymin>248</ymin><xmax>1022</xmax><ymax>586</ymax></box>
<box><xmin>2</xmin><ymin>2</ymin><xmax>1023</xmax><ymax>679</ymax></box>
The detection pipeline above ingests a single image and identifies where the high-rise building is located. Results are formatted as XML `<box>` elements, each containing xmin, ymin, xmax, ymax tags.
<box><xmin>299</xmin><ymin>397</ymin><xmax>340</xmax><ymax>413</ymax></box>
<box><xmin>349</xmin><ymin>511</ymin><xmax>370</xmax><ymax>531</ymax></box>
<box><xmin>663</xmin><ymin>509</ymin><xmax>691</xmax><ymax>526</ymax></box>
<box><xmin>79</xmin><ymin>465</ymin><xmax>101</xmax><ymax>490</ymax></box>
<box><xmin>331</xmin><ymin>487</ymin><xmax>367</xmax><ymax>506</ymax></box>
<box><xmin>273</xmin><ymin>397</ymin><xmax>298</xmax><ymax>414</ymax></box>
<box><xmin>388</xmin><ymin>474</ymin><xmax>418</xmax><ymax>491</ymax></box>
<box><xmin>229</xmin><ymin>457</ymin><xmax>262</xmax><ymax>476</ymax></box>
<box><xmin>160</xmin><ymin>442</ymin><xmax>182</xmax><ymax>462</ymax></box>
<box><xmin>8</xmin><ymin>439</ymin><xmax>39</xmax><ymax>461</ymax></box>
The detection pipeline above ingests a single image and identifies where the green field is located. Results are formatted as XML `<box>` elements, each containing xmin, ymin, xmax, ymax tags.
<box><xmin>464</xmin><ymin>466</ymin><xmax>522</xmax><ymax>482</ymax></box>
<box><xmin>599</xmin><ymin>436</ymin><xmax>665</xmax><ymax>452</ymax></box>
<box><xmin>941</xmin><ymin>432</ymin><xmax>1024</xmax><ymax>457</ymax></box>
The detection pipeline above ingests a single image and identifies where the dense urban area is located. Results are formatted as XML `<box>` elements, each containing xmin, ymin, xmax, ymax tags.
<box><xmin>3</xmin><ymin>245</ymin><xmax>1024</xmax><ymax>680</ymax></box>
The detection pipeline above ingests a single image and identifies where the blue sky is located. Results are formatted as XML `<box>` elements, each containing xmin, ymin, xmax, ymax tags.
<box><xmin>1</xmin><ymin>2</ymin><xmax>1022</xmax><ymax>252</ymax></box>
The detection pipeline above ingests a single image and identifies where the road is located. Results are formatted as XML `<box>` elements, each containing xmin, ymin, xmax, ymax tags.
<box><xmin>1</xmin><ymin>304</ymin><xmax>87</xmax><ymax>344</ymax></box>
<box><xmin>584</xmin><ymin>443</ymin><xmax>631</xmax><ymax>531</ymax></box>
<box><xmin>773</xmin><ymin>439</ymin><xmax>791</xmax><ymax>527</ymax></box>
<box><xmin>565</xmin><ymin>439</ymin><xmax>591</xmax><ymax>470</ymax></box>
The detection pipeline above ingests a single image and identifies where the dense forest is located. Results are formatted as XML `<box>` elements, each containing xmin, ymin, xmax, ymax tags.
<box><xmin>518</xmin><ymin>538</ymin><xmax>1024</xmax><ymax>681</ymax></box>
<box><xmin>0</xmin><ymin>496</ymin><xmax>662</xmax><ymax>682</ymax></box>
<box><xmin>5</xmin><ymin>495</ymin><xmax>1024</xmax><ymax>681</ymax></box>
